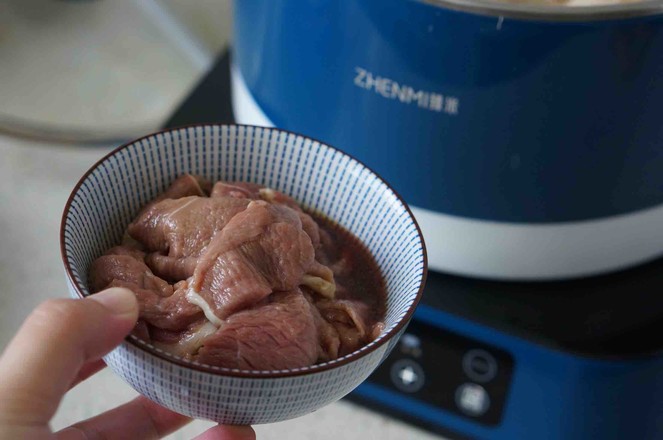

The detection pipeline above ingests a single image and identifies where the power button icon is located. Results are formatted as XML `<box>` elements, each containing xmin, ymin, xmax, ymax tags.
<box><xmin>462</xmin><ymin>349</ymin><xmax>498</xmax><ymax>383</ymax></box>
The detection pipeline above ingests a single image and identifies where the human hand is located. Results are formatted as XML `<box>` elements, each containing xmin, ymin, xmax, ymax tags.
<box><xmin>0</xmin><ymin>287</ymin><xmax>256</xmax><ymax>440</ymax></box>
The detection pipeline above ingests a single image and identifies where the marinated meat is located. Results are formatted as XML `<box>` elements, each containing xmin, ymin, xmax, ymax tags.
<box><xmin>128</xmin><ymin>196</ymin><xmax>249</xmax><ymax>257</ymax></box>
<box><xmin>190</xmin><ymin>201</ymin><xmax>315</xmax><ymax>321</ymax></box>
<box><xmin>193</xmin><ymin>290</ymin><xmax>319</xmax><ymax>370</ymax></box>
<box><xmin>212</xmin><ymin>181</ymin><xmax>320</xmax><ymax>248</ymax></box>
<box><xmin>316</xmin><ymin>299</ymin><xmax>376</xmax><ymax>356</ymax></box>
<box><xmin>151</xmin><ymin>173</ymin><xmax>211</xmax><ymax>203</ymax></box>
<box><xmin>89</xmin><ymin>253</ymin><xmax>172</xmax><ymax>298</ymax></box>
<box><xmin>89</xmin><ymin>174</ymin><xmax>386</xmax><ymax>370</ymax></box>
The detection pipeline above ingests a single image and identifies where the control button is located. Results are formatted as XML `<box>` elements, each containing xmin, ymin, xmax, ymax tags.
<box><xmin>462</xmin><ymin>349</ymin><xmax>498</xmax><ymax>383</ymax></box>
<box><xmin>399</xmin><ymin>333</ymin><xmax>422</xmax><ymax>358</ymax></box>
<box><xmin>455</xmin><ymin>383</ymin><xmax>490</xmax><ymax>417</ymax></box>
<box><xmin>390</xmin><ymin>359</ymin><xmax>425</xmax><ymax>393</ymax></box>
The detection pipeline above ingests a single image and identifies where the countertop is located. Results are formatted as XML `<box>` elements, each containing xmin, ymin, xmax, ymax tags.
<box><xmin>0</xmin><ymin>134</ymin><xmax>444</xmax><ymax>440</ymax></box>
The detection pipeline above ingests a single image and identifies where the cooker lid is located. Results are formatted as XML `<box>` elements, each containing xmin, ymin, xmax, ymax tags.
<box><xmin>418</xmin><ymin>0</ymin><xmax>663</xmax><ymax>21</ymax></box>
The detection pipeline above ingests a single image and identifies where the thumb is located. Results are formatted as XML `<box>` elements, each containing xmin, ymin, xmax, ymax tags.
<box><xmin>0</xmin><ymin>288</ymin><xmax>138</xmax><ymax>426</ymax></box>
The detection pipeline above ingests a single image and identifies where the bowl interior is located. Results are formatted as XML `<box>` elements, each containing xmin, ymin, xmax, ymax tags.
<box><xmin>62</xmin><ymin>124</ymin><xmax>426</xmax><ymax>374</ymax></box>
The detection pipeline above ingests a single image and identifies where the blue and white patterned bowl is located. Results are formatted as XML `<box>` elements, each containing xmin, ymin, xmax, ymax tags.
<box><xmin>60</xmin><ymin>125</ymin><xmax>427</xmax><ymax>425</ymax></box>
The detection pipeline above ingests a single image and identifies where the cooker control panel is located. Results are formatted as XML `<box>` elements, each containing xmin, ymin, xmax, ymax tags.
<box><xmin>369</xmin><ymin>319</ymin><xmax>515</xmax><ymax>426</ymax></box>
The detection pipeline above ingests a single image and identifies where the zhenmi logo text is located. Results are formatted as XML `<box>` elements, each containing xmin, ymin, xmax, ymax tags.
<box><xmin>353</xmin><ymin>67</ymin><xmax>459</xmax><ymax>115</ymax></box>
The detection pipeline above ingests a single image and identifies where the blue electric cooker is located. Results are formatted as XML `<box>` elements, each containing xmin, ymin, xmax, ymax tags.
<box><xmin>165</xmin><ymin>52</ymin><xmax>663</xmax><ymax>440</ymax></box>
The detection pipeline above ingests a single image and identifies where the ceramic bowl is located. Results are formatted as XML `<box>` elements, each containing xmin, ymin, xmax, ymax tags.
<box><xmin>60</xmin><ymin>124</ymin><xmax>427</xmax><ymax>424</ymax></box>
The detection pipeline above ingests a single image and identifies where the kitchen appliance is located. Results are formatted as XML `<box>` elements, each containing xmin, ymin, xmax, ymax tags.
<box><xmin>166</xmin><ymin>53</ymin><xmax>663</xmax><ymax>440</ymax></box>
<box><xmin>231</xmin><ymin>0</ymin><xmax>663</xmax><ymax>280</ymax></box>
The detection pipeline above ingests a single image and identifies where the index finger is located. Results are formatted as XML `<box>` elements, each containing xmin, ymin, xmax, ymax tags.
<box><xmin>0</xmin><ymin>289</ymin><xmax>138</xmax><ymax>425</ymax></box>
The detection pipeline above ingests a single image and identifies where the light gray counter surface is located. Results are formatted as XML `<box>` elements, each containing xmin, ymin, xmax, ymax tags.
<box><xmin>0</xmin><ymin>134</ymin><xmax>444</xmax><ymax>440</ymax></box>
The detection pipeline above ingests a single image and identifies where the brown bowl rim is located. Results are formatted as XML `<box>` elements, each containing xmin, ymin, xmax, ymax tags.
<box><xmin>60</xmin><ymin>123</ymin><xmax>428</xmax><ymax>379</ymax></box>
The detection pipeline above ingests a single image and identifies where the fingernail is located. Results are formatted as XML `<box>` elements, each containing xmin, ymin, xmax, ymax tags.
<box><xmin>89</xmin><ymin>287</ymin><xmax>137</xmax><ymax>318</ymax></box>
